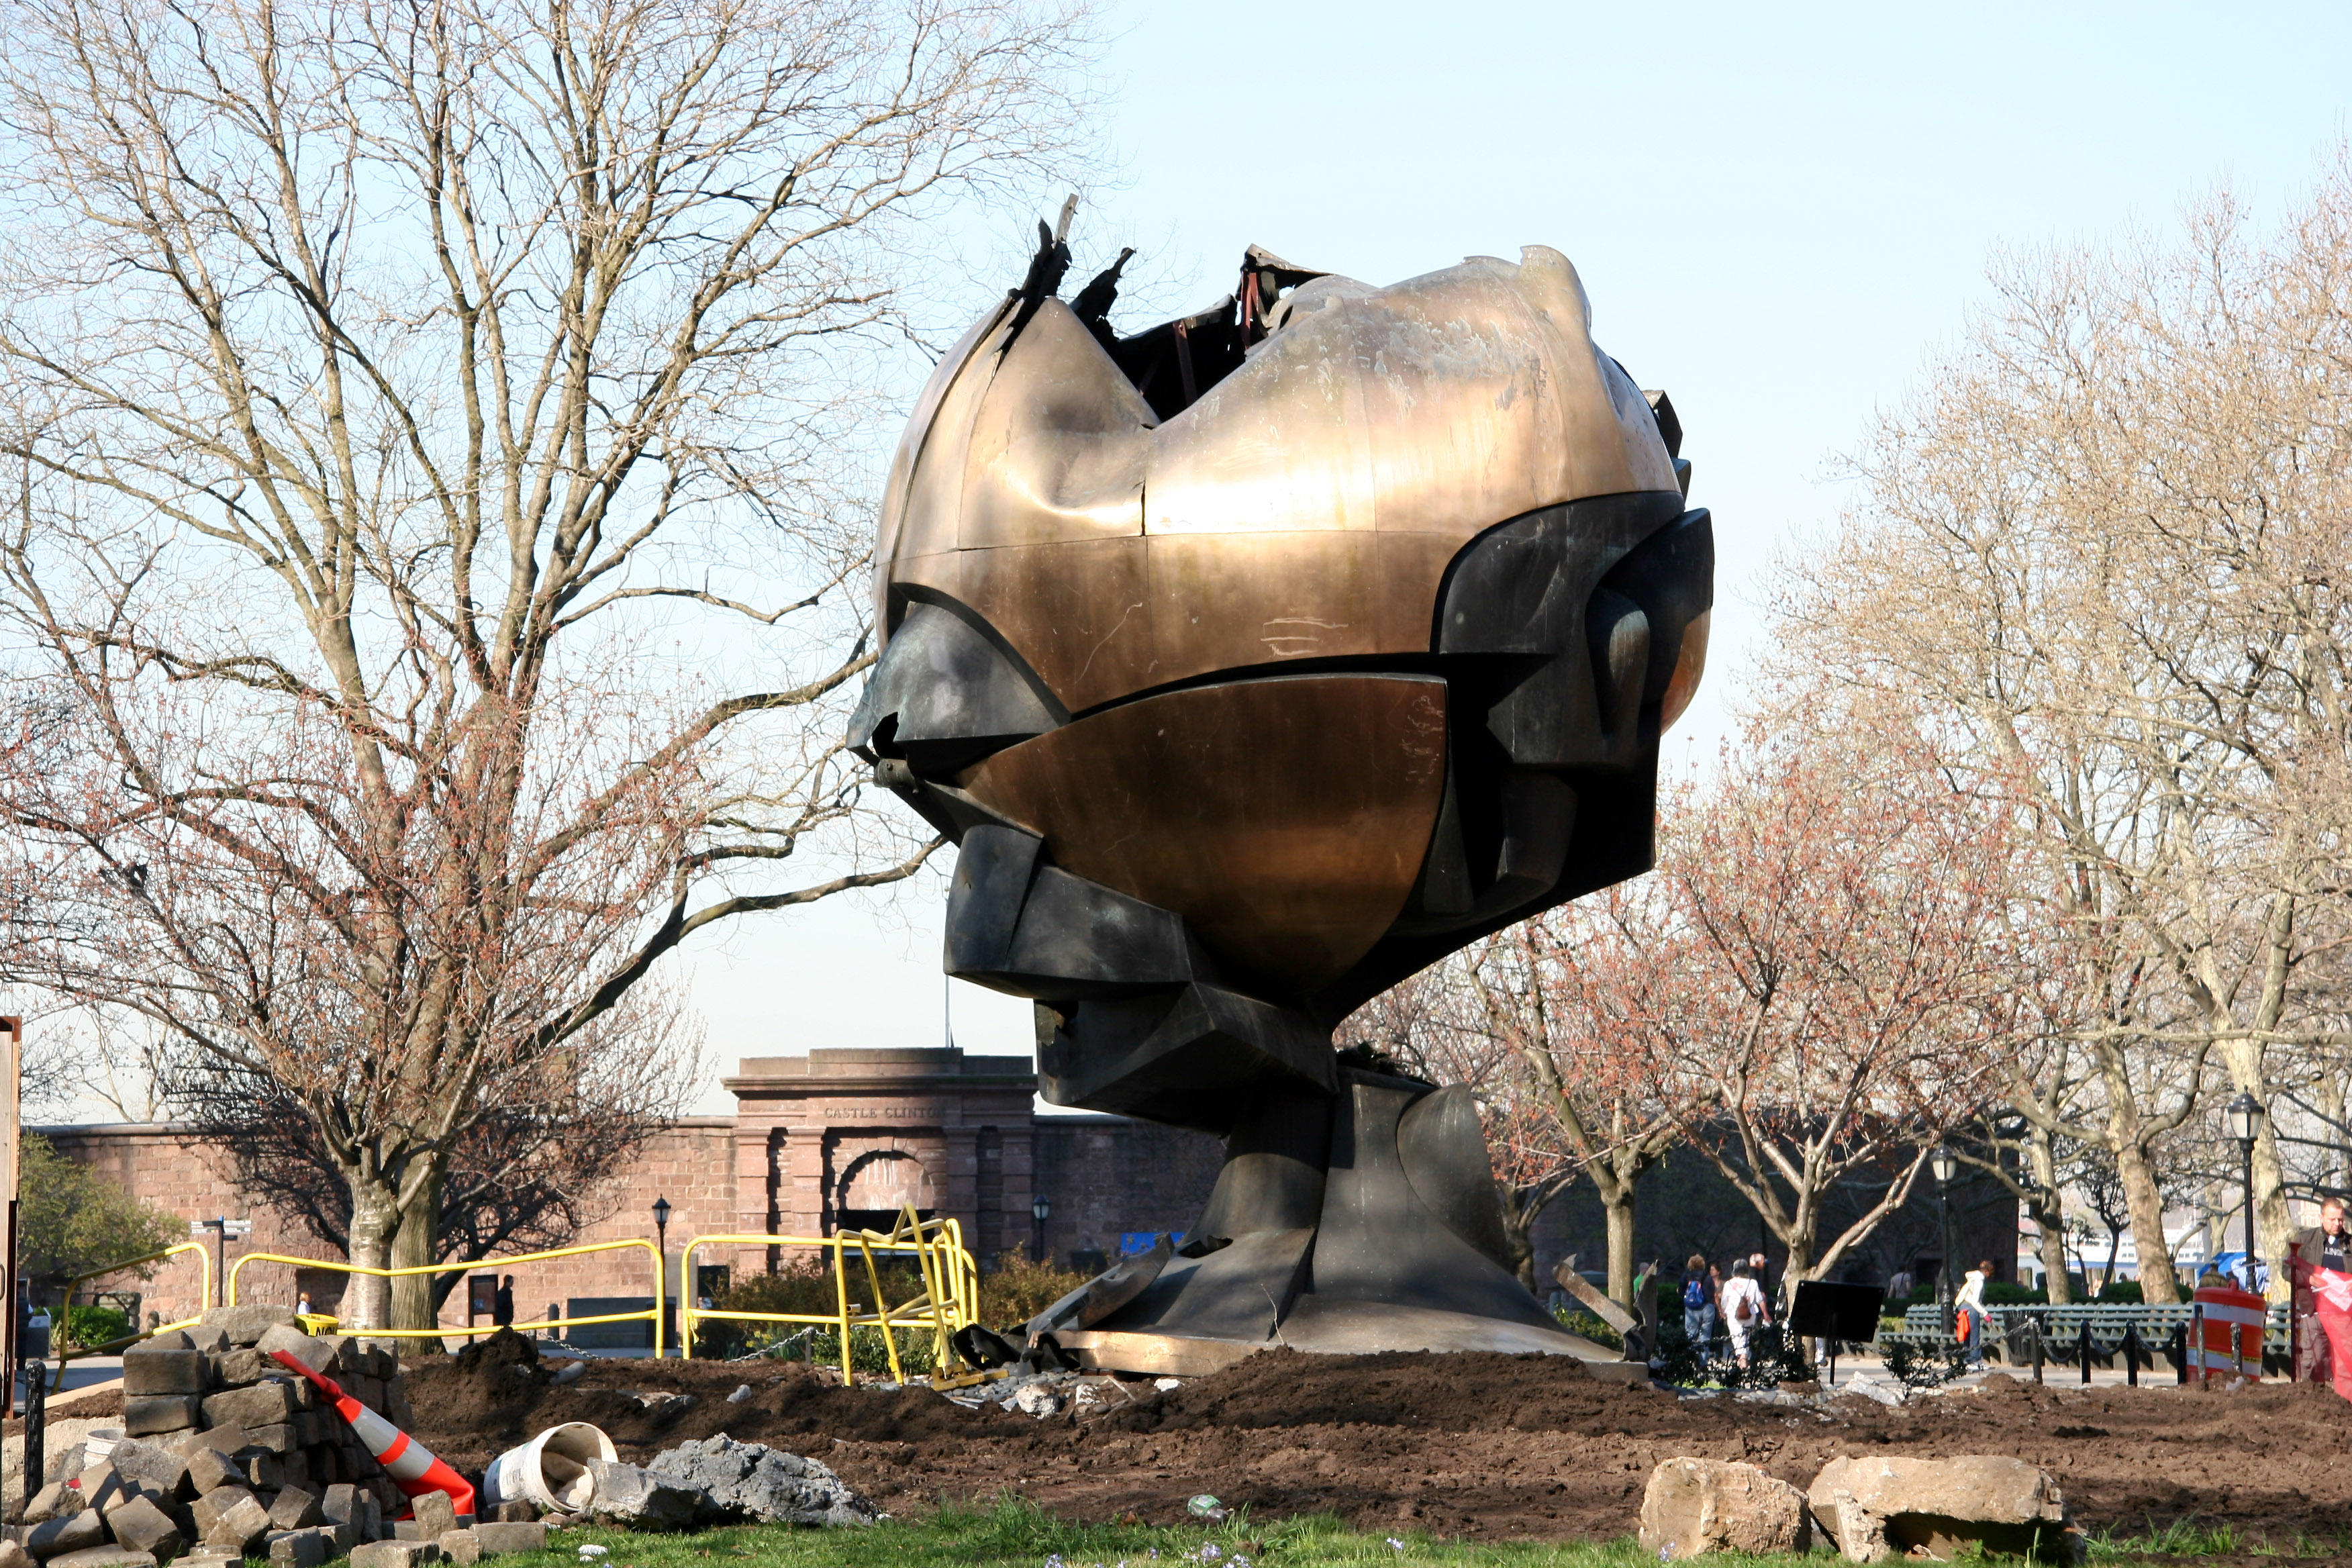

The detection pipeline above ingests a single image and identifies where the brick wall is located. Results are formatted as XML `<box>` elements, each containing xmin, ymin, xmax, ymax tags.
<box><xmin>1032</xmin><ymin>1115</ymin><xmax>1224</xmax><ymax>1269</ymax></box>
<box><xmin>40</xmin><ymin>1119</ymin><xmax>737</xmax><ymax>1333</ymax></box>
<box><xmin>40</xmin><ymin>1083</ymin><xmax>1236</xmax><ymax>1333</ymax></box>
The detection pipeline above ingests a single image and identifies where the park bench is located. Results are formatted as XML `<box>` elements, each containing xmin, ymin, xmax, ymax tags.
<box><xmin>1883</xmin><ymin>1301</ymin><xmax>2291</xmax><ymax>1375</ymax></box>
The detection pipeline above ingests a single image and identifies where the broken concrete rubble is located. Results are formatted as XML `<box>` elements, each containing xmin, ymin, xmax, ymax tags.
<box><xmin>580</xmin><ymin>1462</ymin><xmax>701</xmax><ymax>1532</ymax></box>
<box><xmin>17</xmin><ymin>1323</ymin><xmax>436</xmax><ymax>1568</ymax></box>
<box><xmin>26</xmin><ymin>1509</ymin><xmax>106</xmax><ymax>1561</ymax></box>
<box><xmin>199</xmin><ymin>1306</ymin><xmax>299</xmax><ymax>1349</ymax></box>
<box><xmin>44</xmin><ymin>1549</ymin><xmax>156</xmax><ymax>1568</ymax></box>
<box><xmin>266</xmin><ymin>1528</ymin><xmax>335</xmax><ymax>1568</ymax></box>
<box><xmin>645</xmin><ymin>1436</ymin><xmax>876</xmax><ymax>1528</ymax></box>
<box><xmin>349</xmin><ymin>1542</ymin><xmax>441</xmax><ymax>1568</ymax></box>
<box><xmin>1638</xmin><ymin>1458</ymin><xmax>1810</xmax><ymax>1559</ymax></box>
<box><xmin>97</xmin><ymin>1500</ymin><xmax>180</xmax><ymax>1564</ymax></box>
<box><xmin>1808</xmin><ymin>1455</ymin><xmax>2079</xmax><ymax>1563</ymax></box>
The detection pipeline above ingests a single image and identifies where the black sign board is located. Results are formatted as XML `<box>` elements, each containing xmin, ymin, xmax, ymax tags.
<box><xmin>1790</xmin><ymin>1280</ymin><xmax>1885</xmax><ymax>1341</ymax></box>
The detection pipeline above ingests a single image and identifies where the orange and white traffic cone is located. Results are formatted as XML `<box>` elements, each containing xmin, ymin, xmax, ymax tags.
<box><xmin>268</xmin><ymin>1349</ymin><xmax>477</xmax><ymax>1518</ymax></box>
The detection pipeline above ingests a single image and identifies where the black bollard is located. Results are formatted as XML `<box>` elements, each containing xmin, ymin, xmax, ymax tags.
<box><xmin>21</xmin><ymin>1355</ymin><xmax>45</xmax><ymax>1500</ymax></box>
<box><xmin>2173</xmin><ymin>1322</ymin><xmax>2190</xmax><ymax>1384</ymax></box>
<box><xmin>2077</xmin><ymin>1319</ymin><xmax>2094</xmax><ymax>1385</ymax></box>
<box><xmin>2030</xmin><ymin>1315</ymin><xmax>2045</xmax><ymax>1385</ymax></box>
<box><xmin>2122</xmin><ymin>1322</ymin><xmax>2141</xmax><ymax>1386</ymax></box>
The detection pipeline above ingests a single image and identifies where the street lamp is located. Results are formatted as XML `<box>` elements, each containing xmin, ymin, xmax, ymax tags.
<box><xmin>1930</xmin><ymin>1145</ymin><xmax>1958</xmax><ymax>1340</ymax></box>
<box><xmin>1031</xmin><ymin>1193</ymin><xmax>1051</xmax><ymax>1265</ymax></box>
<box><xmin>2225</xmin><ymin>1095</ymin><xmax>2265</xmax><ymax>1292</ymax></box>
<box><xmin>651</xmin><ymin>1196</ymin><xmax>672</xmax><ymax>1354</ymax></box>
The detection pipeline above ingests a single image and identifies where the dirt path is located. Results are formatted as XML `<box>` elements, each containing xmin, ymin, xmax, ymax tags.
<box><xmin>394</xmin><ymin>1337</ymin><xmax>2352</xmax><ymax>1544</ymax></box>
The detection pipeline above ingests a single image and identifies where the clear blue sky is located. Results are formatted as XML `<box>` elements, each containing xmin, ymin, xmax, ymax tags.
<box><xmin>681</xmin><ymin>0</ymin><xmax>2352</xmax><ymax>1099</ymax></box>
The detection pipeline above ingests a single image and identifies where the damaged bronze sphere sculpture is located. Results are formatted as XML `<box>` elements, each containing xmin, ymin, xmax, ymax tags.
<box><xmin>849</xmin><ymin>222</ymin><xmax>1712</xmax><ymax>1376</ymax></box>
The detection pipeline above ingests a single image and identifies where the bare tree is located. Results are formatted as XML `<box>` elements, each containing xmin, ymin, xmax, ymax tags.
<box><xmin>1460</xmin><ymin>919</ymin><xmax>1681</xmax><ymax>1309</ymax></box>
<box><xmin>175</xmin><ymin>975</ymin><xmax>703</xmax><ymax>1310</ymax></box>
<box><xmin>0</xmin><ymin>0</ymin><xmax>1095</xmax><ymax>1329</ymax></box>
<box><xmin>1783</xmin><ymin>173</ymin><xmax>2352</xmax><ymax>1295</ymax></box>
<box><xmin>1569</xmin><ymin>719</ymin><xmax>2020</xmax><ymax>1308</ymax></box>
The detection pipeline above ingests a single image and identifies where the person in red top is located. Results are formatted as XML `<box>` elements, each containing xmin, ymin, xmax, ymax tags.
<box><xmin>2290</xmin><ymin>1197</ymin><xmax>2352</xmax><ymax>1400</ymax></box>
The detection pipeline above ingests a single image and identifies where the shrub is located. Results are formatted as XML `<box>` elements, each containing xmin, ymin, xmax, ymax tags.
<box><xmin>2096</xmin><ymin>1280</ymin><xmax>2145</xmax><ymax>1304</ymax></box>
<box><xmin>978</xmin><ymin>1250</ymin><xmax>1092</xmax><ymax>1330</ymax></box>
<box><xmin>1551</xmin><ymin>1306</ymin><xmax>1624</xmax><ymax>1351</ymax></box>
<box><xmin>21</xmin><ymin>1136</ymin><xmax>185</xmax><ymax>1297</ymax></box>
<box><xmin>693</xmin><ymin>1255</ymin><xmax>937</xmax><ymax>1362</ymax></box>
<box><xmin>1884</xmin><ymin>1336</ymin><xmax>1971</xmax><ymax>1389</ymax></box>
<box><xmin>63</xmin><ymin>1304</ymin><xmax>132</xmax><ymax>1349</ymax></box>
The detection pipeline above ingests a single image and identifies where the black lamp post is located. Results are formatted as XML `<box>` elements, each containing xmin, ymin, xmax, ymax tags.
<box><xmin>2225</xmin><ymin>1095</ymin><xmax>2265</xmax><ymax>1292</ymax></box>
<box><xmin>651</xmin><ymin>1195</ymin><xmax>672</xmax><ymax>1355</ymax></box>
<box><xmin>1031</xmin><ymin>1193</ymin><xmax>1051</xmax><ymax>1265</ymax></box>
<box><xmin>1930</xmin><ymin>1144</ymin><xmax>1957</xmax><ymax>1339</ymax></box>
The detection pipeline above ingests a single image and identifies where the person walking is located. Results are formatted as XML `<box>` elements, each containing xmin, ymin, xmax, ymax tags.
<box><xmin>1680</xmin><ymin>1254</ymin><xmax>1716</xmax><ymax>1351</ymax></box>
<box><xmin>1721</xmin><ymin>1260</ymin><xmax>1767</xmax><ymax>1370</ymax></box>
<box><xmin>493</xmin><ymin>1274</ymin><xmax>517</xmax><ymax>1329</ymax></box>
<box><xmin>1954</xmin><ymin>1261</ymin><xmax>1992</xmax><ymax>1365</ymax></box>
<box><xmin>2290</xmin><ymin>1197</ymin><xmax>2352</xmax><ymax>1400</ymax></box>
<box><xmin>1749</xmin><ymin>1253</ymin><xmax>1777</xmax><ymax>1328</ymax></box>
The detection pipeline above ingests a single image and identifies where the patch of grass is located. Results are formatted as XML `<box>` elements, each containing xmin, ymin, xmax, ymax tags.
<box><xmin>2087</xmin><ymin>1516</ymin><xmax>2241</xmax><ymax>1557</ymax></box>
<box><xmin>379</xmin><ymin>1500</ymin><xmax>2326</xmax><ymax>1568</ymax></box>
<box><xmin>468</xmin><ymin>1501</ymin><xmax>1695</xmax><ymax>1568</ymax></box>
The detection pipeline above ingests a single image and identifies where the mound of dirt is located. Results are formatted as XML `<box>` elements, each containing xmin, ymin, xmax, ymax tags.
<box><xmin>401</xmin><ymin>1331</ymin><xmax>1032</xmax><ymax>1475</ymax></box>
<box><xmin>393</xmin><ymin>1350</ymin><xmax>2352</xmax><ymax>1545</ymax></box>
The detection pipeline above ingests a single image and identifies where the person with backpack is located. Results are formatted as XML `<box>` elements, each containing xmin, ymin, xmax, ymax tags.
<box><xmin>1680</xmin><ymin>1254</ymin><xmax>1716</xmax><ymax>1350</ymax></box>
<box><xmin>1720</xmin><ymin>1259</ymin><xmax>1768</xmax><ymax>1369</ymax></box>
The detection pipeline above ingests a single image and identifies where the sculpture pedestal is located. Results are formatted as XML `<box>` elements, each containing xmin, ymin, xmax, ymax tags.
<box><xmin>1054</xmin><ymin>1068</ymin><xmax>1634</xmax><ymax>1379</ymax></box>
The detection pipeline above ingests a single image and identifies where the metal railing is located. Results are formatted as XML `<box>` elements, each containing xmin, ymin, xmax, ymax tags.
<box><xmin>58</xmin><ymin>1241</ymin><xmax>215</xmax><ymax>1361</ymax></box>
<box><xmin>680</xmin><ymin>1208</ymin><xmax>979</xmax><ymax>1385</ymax></box>
<box><xmin>227</xmin><ymin>1238</ymin><xmax>667</xmax><ymax>1357</ymax></box>
<box><xmin>1885</xmin><ymin>1300</ymin><xmax>2293</xmax><ymax>1361</ymax></box>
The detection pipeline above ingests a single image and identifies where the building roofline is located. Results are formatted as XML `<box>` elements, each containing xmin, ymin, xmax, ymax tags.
<box><xmin>34</xmin><ymin>1116</ymin><xmax>742</xmax><ymax>1136</ymax></box>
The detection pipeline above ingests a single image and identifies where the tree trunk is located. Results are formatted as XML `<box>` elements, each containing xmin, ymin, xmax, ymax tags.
<box><xmin>2114</xmin><ymin>1136</ymin><xmax>2182</xmax><ymax>1303</ymax></box>
<box><xmin>390</xmin><ymin>1162</ymin><xmax>445</xmax><ymax>1334</ymax></box>
<box><xmin>2036</xmin><ymin>1208</ymin><xmax>2071</xmax><ymax>1304</ymax></box>
<box><xmin>2216</xmin><ymin>1038</ymin><xmax>2293</xmax><ymax>1290</ymax></box>
<box><xmin>1602</xmin><ymin>1179</ymin><xmax>1637</xmax><ymax>1310</ymax></box>
<box><xmin>344</xmin><ymin>1177</ymin><xmax>399</xmax><ymax>1332</ymax></box>
<box><xmin>2028</xmin><ymin>1125</ymin><xmax>2071</xmax><ymax>1304</ymax></box>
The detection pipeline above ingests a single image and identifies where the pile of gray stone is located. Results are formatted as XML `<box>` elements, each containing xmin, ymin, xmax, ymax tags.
<box><xmin>1638</xmin><ymin>1453</ymin><xmax>2082</xmax><ymax>1563</ymax></box>
<box><xmin>13</xmin><ymin>1306</ymin><xmax>549</xmax><ymax>1568</ymax></box>
<box><xmin>578</xmin><ymin>1438</ymin><xmax>875</xmax><ymax>1532</ymax></box>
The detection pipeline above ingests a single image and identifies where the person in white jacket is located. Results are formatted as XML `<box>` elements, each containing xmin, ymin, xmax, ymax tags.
<box><xmin>1720</xmin><ymin>1260</ymin><xmax>1768</xmax><ymax>1369</ymax></box>
<box><xmin>1954</xmin><ymin>1263</ymin><xmax>1992</xmax><ymax>1365</ymax></box>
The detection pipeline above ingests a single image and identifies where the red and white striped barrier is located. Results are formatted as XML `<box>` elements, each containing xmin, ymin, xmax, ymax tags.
<box><xmin>268</xmin><ymin>1348</ymin><xmax>477</xmax><ymax>1517</ymax></box>
<box><xmin>2186</xmin><ymin>1283</ymin><xmax>2268</xmax><ymax>1382</ymax></box>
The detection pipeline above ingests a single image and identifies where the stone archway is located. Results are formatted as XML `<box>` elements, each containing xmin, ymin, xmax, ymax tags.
<box><xmin>834</xmin><ymin>1147</ymin><xmax>935</xmax><ymax>1232</ymax></box>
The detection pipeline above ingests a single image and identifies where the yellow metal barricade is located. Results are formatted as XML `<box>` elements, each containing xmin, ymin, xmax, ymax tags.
<box><xmin>59</xmin><ymin>1240</ymin><xmax>214</xmax><ymax>1361</ymax></box>
<box><xmin>226</xmin><ymin>1238</ymin><xmax>667</xmax><ymax>1357</ymax></box>
<box><xmin>681</xmin><ymin>1208</ymin><xmax>979</xmax><ymax>1384</ymax></box>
